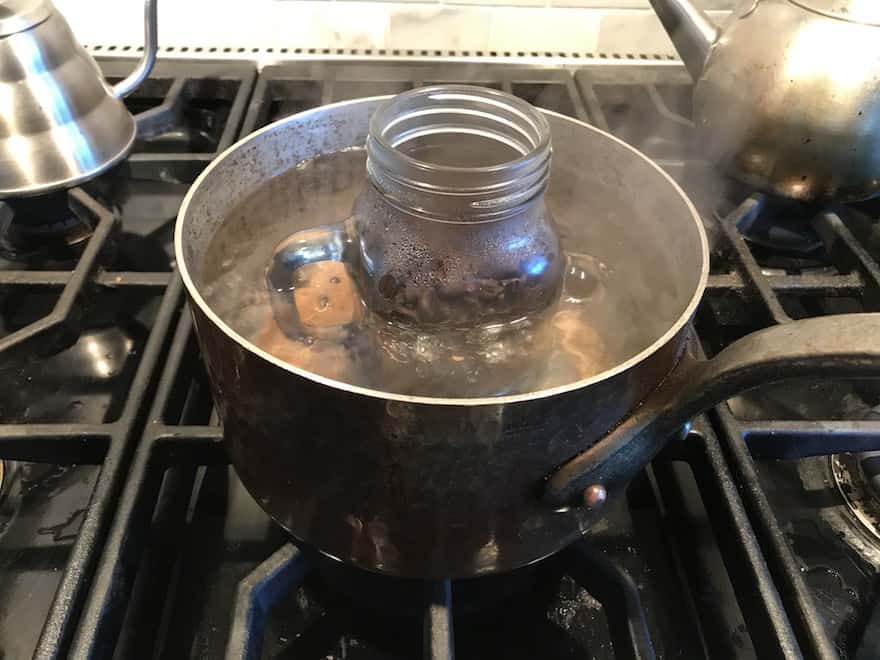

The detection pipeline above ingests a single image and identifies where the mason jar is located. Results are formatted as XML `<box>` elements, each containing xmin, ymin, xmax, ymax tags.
<box><xmin>268</xmin><ymin>84</ymin><xmax>563</xmax><ymax>333</ymax></box>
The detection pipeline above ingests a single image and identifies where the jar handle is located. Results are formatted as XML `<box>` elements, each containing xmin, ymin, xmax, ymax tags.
<box><xmin>266</xmin><ymin>222</ymin><xmax>356</xmax><ymax>338</ymax></box>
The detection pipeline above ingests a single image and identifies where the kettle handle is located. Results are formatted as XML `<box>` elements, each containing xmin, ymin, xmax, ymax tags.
<box><xmin>544</xmin><ymin>313</ymin><xmax>880</xmax><ymax>506</ymax></box>
<box><xmin>112</xmin><ymin>0</ymin><xmax>158</xmax><ymax>99</ymax></box>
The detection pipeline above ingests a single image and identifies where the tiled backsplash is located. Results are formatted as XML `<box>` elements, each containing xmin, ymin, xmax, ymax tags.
<box><xmin>280</xmin><ymin>0</ymin><xmax>735</xmax><ymax>7</ymax></box>
<box><xmin>379</xmin><ymin>0</ymin><xmax>732</xmax><ymax>5</ymax></box>
<box><xmin>57</xmin><ymin>0</ymin><xmax>734</xmax><ymax>60</ymax></box>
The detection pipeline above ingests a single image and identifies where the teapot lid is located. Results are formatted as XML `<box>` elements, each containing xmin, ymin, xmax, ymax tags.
<box><xmin>0</xmin><ymin>0</ymin><xmax>51</xmax><ymax>37</ymax></box>
<box><xmin>789</xmin><ymin>0</ymin><xmax>880</xmax><ymax>25</ymax></box>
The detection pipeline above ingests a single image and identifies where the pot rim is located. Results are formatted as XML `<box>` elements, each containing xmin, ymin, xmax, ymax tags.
<box><xmin>175</xmin><ymin>95</ymin><xmax>709</xmax><ymax>407</ymax></box>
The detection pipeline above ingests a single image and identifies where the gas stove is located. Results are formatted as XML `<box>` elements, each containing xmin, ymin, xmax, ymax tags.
<box><xmin>1</xmin><ymin>58</ymin><xmax>879</xmax><ymax>660</ymax></box>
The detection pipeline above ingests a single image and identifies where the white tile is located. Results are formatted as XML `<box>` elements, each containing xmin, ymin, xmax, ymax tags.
<box><xmin>448</xmin><ymin>0</ymin><xmax>545</xmax><ymax>8</ymax></box>
<box><xmin>551</xmin><ymin>0</ymin><xmax>647</xmax><ymax>7</ymax></box>
<box><xmin>597</xmin><ymin>11</ymin><xmax>675</xmax><ymax>56</ymax></box>
<box><xmin>488</xmin><ymin>7</ymin><xmax>600</xmax><ymax>53</ymax></box>
<box><xmin>312</xmin><ymin>3</ymin><xmax>390</xmax><ymax>49</ymax></box>
<box><xmin>387</xmin><ymin>5</ymin><xmax>492</xmax><ymax>50</ymax></box>
<box><xmin>367</xmin><ymin>0</ymin><xmax>439</xmax><ymax>5</ymax></box>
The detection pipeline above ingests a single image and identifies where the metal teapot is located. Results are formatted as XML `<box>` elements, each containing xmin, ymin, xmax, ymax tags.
<box><xmin>0</xmin><ymin>0</ymin><xmax>158</xmax><ymax>197</ymax></box>
<box><xmin>650</xmin><ymin>0</ymin><xmax>880</xmax><ymax>202</ymax></box>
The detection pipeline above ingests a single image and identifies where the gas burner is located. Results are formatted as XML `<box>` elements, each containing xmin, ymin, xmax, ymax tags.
<box><xmin>304</xmin><ymin>547</ymin><xmax>557</xmax><ymax>617</ymax></box>
<box><xmin>726</xmin><ymin>193</ymin><xmax>824</xmax><ymax>257</ymax></box>
<box><xmin>0</xmin><ymin>191</ymin><xmax>107</xmax><ymax>263</ymax></box>
<box><xmin>832</xmin><ymin>452</ymin><xmax>880</xmax><ymax>554</ymax></box>
<box><xmin>0</xmin><ymin>460</ymin><xmax>19</xmax><ymax>540</ymax></box>
<box><xmin>225</xmin><ymin>541</ymin><xmax>654</xmax><ymax>660</ymax></box>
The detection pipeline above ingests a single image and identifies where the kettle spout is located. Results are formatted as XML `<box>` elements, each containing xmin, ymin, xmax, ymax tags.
<box><xmin>112</xmin><ymin>0</ymin><xmax>158</xmax><ymax>98</ymax></box>
<box><xmin>649</xmin><ymin>0</ymin><xmax>719</xmax><ymax>79</ymax></box>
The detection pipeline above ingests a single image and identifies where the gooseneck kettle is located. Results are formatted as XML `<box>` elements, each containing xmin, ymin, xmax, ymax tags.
<box><xmin>0</xmin><ymin>0</ymin><xmax>158</xmax><ymax>197</ymax></box>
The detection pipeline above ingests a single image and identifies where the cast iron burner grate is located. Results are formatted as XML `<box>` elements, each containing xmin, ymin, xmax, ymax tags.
<box><xmin>2</xmin><ymin>60</ymin><xmax>880</xmax><ymax>660</ymax></box>
<box><xmin>224</xmin><ymin>541</ymin><xmax>656</xmax><ymax>660</ymax></box>
<box><xmin>0</xmin><ymin>59</ymin><xmax>255</xmax><ymax>659</ymax></box>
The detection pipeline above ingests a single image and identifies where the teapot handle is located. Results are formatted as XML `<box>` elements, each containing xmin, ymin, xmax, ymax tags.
<box><xmin>266</xmin><ymin>222</ymin><xmax>357</xmax><ymax>338</ymax></box>
<box><xmin>112</xmin><ymin>0</ymin><xmax>158</xmax><ymax>99</ymax></box>
<box><xmin>544</xmin><ymin>313</ymin><xmax>880</xmax><ymax>507</ymax></box>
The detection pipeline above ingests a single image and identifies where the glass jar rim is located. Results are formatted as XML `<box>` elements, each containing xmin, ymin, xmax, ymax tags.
<box><xmin>366</xmin><ymin>85</ymin><xmax>552</xmax><ymax>220</ymax></box>
<box><xmin>368</xmin><ymin>84</ymin><xmax>552</xmax><ymax>177</ymax></box>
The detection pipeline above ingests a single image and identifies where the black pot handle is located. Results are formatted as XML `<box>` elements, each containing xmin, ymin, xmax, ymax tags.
<box><xmin>544</xmin><ymin>313</ymin><xmax>880</xmax><ymax>507</ymax></box>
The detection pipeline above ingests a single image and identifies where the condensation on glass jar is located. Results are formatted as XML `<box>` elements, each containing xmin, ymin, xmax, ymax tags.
<box><xmin>268</xmin><ymin>85</ymin><xmax>563</xmax><ymax>332</ymax></box>
<box><xmin>356</xmin><ymin>85</ymin><xmax>562</xmax><ymax>327</ymax></box>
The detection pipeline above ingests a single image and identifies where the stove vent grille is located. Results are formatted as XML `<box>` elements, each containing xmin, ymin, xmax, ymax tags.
<box><xmin>83</xmin><ymin>44</ymin><xmax>680</xmax><ymax>63</ymax></box>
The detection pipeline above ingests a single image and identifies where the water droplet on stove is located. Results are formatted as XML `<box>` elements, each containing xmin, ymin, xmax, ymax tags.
<box><xmin>330</xmin><ymin>276</ymin><xmax>341</xmax><ymax>284</ymax></box>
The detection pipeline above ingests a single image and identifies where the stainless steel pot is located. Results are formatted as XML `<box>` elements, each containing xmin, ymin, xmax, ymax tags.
<box><xmin>175</xmin><ymin>96</ymin><xmax>880</xmax><ymax>579</ymax></box>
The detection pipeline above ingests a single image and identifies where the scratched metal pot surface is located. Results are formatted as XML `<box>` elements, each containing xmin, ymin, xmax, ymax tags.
<box><xmin>175</xmin><ymin>96</ymin><xmax>707</xmax><ymax>578</ymax></box>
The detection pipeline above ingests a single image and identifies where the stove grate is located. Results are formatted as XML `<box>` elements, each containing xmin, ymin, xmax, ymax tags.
<box><xmin>0</xmin><ymin>59</ymin><xmax>255</xmax><ymax>659</ymax></box>
<box><xmin>3</xmin><ymin>60</ymin><xmax>879</xmax><ymax>660</ymax></box>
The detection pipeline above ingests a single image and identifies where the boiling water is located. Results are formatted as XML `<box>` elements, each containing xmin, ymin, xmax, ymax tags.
<box><xmin>394</xmin><ymin>131</ymin><xmax>525</xmax><ymax>167</ymax></box>
<box><xmin>200</xmin><ymin>148</ymin><xmax>670</xmax><ymax>398</ymax></box>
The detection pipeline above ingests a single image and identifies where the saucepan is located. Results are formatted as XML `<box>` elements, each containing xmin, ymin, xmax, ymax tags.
<box><xmin>174</xmin><ymin>93</ymin><xmax>880</xmax><ymax>579</ymax></box>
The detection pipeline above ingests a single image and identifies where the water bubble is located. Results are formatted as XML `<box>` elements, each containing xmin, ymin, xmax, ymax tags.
<box><xmin>317</xmin><ymin>295</ymin><xmax>330</xmax><ymax>311</ymax></box>
<box><xmin>564</xmin><ymin>253</ymin><xmax>607</xmax><ymax>303</ymax></box>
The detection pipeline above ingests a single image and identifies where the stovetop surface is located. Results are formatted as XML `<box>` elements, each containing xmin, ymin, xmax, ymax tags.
<box><xmin>0</xmin><ymin>59</ymin><xmax>878</xmax><ymax>660</ymax></box>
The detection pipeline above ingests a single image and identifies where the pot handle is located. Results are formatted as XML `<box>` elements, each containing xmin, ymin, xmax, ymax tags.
<box><xmin>266</xmin><ymin>222</ymin><xmax>355</xmax><ymax>338</ymax></box>
<box><xmin>544</xmin><ymin>313</ymin><xmax>880</xmax><ymax>506</ymax></box>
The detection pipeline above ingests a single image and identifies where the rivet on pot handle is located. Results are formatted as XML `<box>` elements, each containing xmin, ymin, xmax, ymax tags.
<box><xmin>544</xmin><ymin>313</ymin><xmax>880</xmax><ymax>507</ymax></box>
